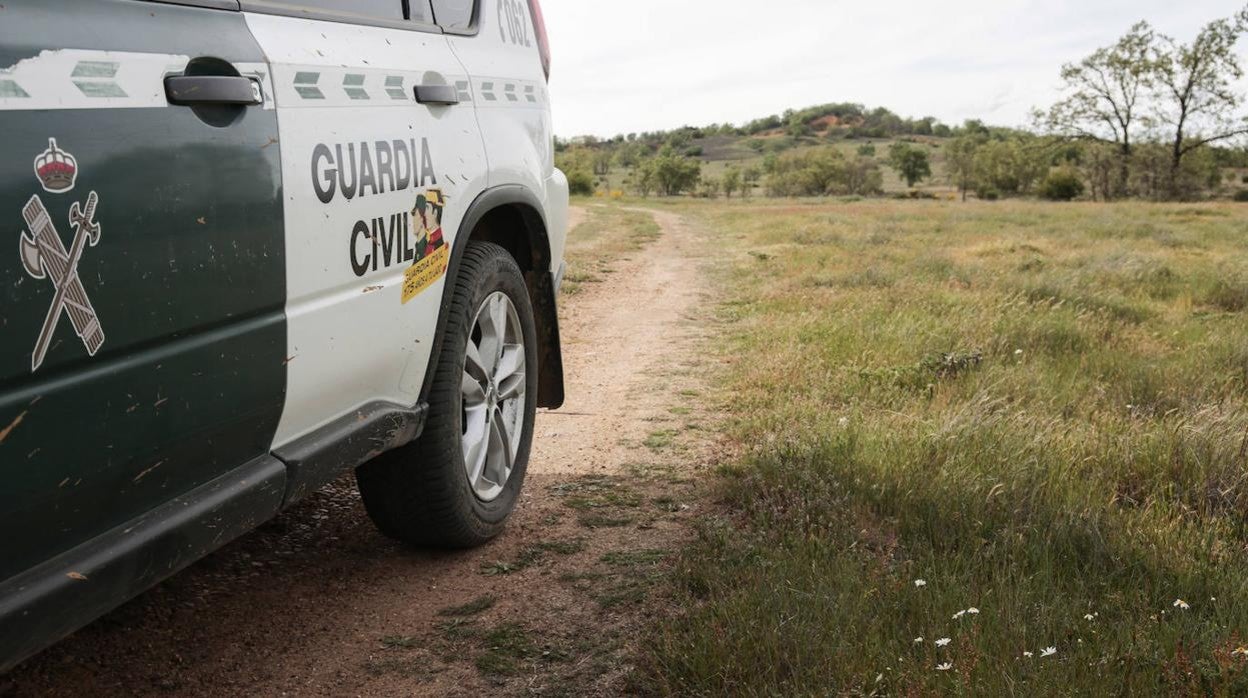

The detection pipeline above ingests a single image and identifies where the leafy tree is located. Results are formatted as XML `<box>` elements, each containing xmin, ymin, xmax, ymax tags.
<box><xmin>567</xmin><ymin>170</ymin><xmax>595</xmax><ymax>196</ymax></box>
<box><xmin>742</xmin><ymin>166</ymin><xmax>762</xmax><ymax>198</ymax></box>
<box><xmin>592</xmin><ymin>151</ymin><xmax>612</xmax><ymax>176</ymax></box>
<box><xmin>635</xmin><ymin>160</ymin><xmax>657</xmax><ymax>197</ymax></box>
<box><xmin>722</xmin><ymin>166</ymin><xmax>742</xmax><ymax>199</ymax></box>
<box><xmin>975</xmin><ymin>138</ymin><xmax>1050</xmax><ymax>196</ymax></box>
<box><xmin>765</xmin><ymin>148</ymin><xmax>847</xmax><ymax>196</ymax></box>
<box><xmin>699</xmin><ymin>176</ymin><xmax>722</xmax><ymax>199</ymax></box>
<box><xmin>887</xmin><ymin>142</ymin><xmax>932</xmax><ymax>188</ymax></box>
<box><xmin>1041</xmin><ymin>21</ymin><xmax>1157</xmax><ymax>197</ymax></box>
<box><xmin>840</xmin><ymin>157</ymin><xmax>885</xmax><ymax>196</ymax></box>
<box><xmin>649</xmin><ymin>147</ymin><xmax>701</xmax><ymax>196</ymax></box>
<box><xmin>1039</xmin><ymin>167</ymin><xmax>1086</xmax><ymax>201</ymax></box>
<box><xmin>1152</xmin><ymin>8</ymin><xmax>1248</xmax><ymax>198</ymax></box>
<box><xmin>945</xmin><ymin>133</ymin><xmax>985</xmax><ymax>201</ymax></box>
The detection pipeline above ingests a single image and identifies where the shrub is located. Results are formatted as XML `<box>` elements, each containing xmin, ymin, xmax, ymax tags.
<box><xmin>1039</xmin><ymin>169</ymin><xmax>1085</xmax><ymax>201</ymax></box>
<box><xmin>1233</xmin><ymin>190</ymin><xmax>1248</xmax><ymax>202</ymax></box>
<box><xmin>567</xmin><ymin>170</ymin><xmax>595</xmax><ymax>196</ymax></box>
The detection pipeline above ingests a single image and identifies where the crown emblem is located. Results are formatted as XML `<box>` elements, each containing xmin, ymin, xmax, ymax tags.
<box><xmin>34</xmin><ymin>138</ymin><xmax>78</xmax><ymax>193</ymax></box>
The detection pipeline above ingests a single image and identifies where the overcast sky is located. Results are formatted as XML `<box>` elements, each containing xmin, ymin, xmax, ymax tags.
<box><xmin>540</xmin><ymin>0</ymin><xmax>1248</xmax><ymax>138</ymax></box>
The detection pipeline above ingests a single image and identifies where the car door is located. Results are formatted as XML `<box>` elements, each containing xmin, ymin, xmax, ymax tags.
<box><xmin>0</xmin><ymin>0</ymin><xmax>286</xmax><ymax>583</ymax></box>
<box><xmin>240</xmin><ymin>0</ymin><xmax>489</xmax><ymax>454</ymax></box>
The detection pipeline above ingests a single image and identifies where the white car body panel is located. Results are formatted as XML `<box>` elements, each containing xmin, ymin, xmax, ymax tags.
<box><xmin>244</xmin><ymin>13</ymin><xmax>489</xmax><ymax>448</ymax></box>
<box><xmin>448</xmin><ymin>0</ymin><xmax>567</xmax><ymax>276</ymax></box>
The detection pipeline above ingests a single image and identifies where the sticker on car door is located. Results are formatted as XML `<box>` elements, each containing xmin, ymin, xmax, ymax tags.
<box><xmin>18</xmin><ymin>138</ymin><xmax>105</xmax><ymax>371</ymax></box>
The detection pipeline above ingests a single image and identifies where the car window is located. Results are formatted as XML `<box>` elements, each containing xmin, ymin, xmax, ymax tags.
<box><xmin>242</xmin><ymin>0</ymin><xmax>427</xmax><ymax>24</ymax></box>
<box><xmin>431</xmin><ymin>0</ymin><xmax>475</xmax><ymax>31</ymax></box>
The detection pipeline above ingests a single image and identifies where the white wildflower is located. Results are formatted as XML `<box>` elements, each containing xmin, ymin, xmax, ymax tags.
<box><xmin>838</xmin><ymin>416</ymin><xmax>850</xmax><ymax>428</ymax></box>
<box><xmin>1174</xmin><ymin>599</ymin><xmax>1190</xmax><ymax>610</ymax></box>
<box><xmin>936</xmin><ymin>662</ymin><xmax>953</xmax><ymax>671</ymax></box>
<box><xmin>1084</xmin><ymin>613</ymin><xmax>1095</xmax><ymax>621</ymax></box>
<box><xmin>1015</xmin><ymin>349</ymin><xmax>1024</xmax><ymax>356</ymax></box>
<box><xmin>914</xmin><ymin>637</ymin><xmax>924</xmax><ymax>644</ymax></box>
<box><xmin>914</xmin><ymin>579</ymin><xmax>927</xmax><ymax>587</ymax></box>
<box><xmin>952</xmin><ymin>610</ymin><xmax>966</xmax><ymax>620</ymax></box>
<box><xmin>1232</xmin><ymin>647</ymin><xmax>1248</xmax><ymax>657</ymax></box>
<box><xmin>1040</xmin><ymin>646</ymin><xmax>1057</xmax><ymax>658</ymax></box>
<box><xmin>1023</xmin><ymin>651</ymin><xmax>1033</xmax><ymax>658</ymax></box>
<box><xmin>966</xmin><ymin>607</ymin><xmax>980</xmax><ymax>615</ymax></box>
<box><xmin>935</xmin><ymin>638</ymin><xmax>951</xmax><ymax>647</ymax></box>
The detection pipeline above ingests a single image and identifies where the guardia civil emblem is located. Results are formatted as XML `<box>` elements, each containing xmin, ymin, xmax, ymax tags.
<box><xmin>18</xmin><ymin>138</ymin><xmax>105</xmax><ymax>372</ymax></box>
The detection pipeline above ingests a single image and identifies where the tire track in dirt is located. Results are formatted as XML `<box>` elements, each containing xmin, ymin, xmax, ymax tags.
<box><xmin>1</xmin><ymin>205</ymin><xmax>715</xmax><ymax>698</ymax></box>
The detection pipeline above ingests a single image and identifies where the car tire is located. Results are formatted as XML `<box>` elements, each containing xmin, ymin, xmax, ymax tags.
<box><xmin>356</xmin><ymin>241</ymin><xmax>539</xmax><ymax>548</ymax></box>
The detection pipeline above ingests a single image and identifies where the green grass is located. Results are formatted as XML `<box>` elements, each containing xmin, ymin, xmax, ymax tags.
<box><xmin>636</xmin><ymin>198</ymin><xmax>1248</xmax><ymax>695</ymax></box>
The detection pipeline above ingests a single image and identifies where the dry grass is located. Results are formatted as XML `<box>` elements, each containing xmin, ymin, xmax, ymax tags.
<box><xmin>622</xmin><ymin>197</ymin><xmax>1248</xmax><ymax>695</ymax></box>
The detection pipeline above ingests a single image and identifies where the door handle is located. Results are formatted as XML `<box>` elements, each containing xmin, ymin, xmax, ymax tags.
<box><xmin>414</xmin><ymin>84</ymin><xmax>460</xmax><ymax>106</ymax></box>
<box><xmin>165</xmin><ymin>75</ymin><xmax>262</xmax><ymax>106</ymax></box>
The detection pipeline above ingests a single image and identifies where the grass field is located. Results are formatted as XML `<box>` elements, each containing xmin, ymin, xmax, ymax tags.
<box><xmin>622</xmin><ymin>198</ymin><xmax>1248</xmax><ymax>695</ymax></box>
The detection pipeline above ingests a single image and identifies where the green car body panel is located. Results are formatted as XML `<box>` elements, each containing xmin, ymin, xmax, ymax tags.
<box><xmin>0</xmin><ymin>0</ymin><xmax>286</xmax><ymax>651</ymax></box>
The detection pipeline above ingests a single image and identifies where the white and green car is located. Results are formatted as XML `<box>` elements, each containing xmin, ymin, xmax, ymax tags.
<box><xmin>0</xmin><ymin>0</ymin><xmax>568</xmax><ymax>671</ymax></box>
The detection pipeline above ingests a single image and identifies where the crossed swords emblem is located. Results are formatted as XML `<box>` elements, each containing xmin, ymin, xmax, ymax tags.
<box><xmin>19</xmin><ymin>191</ymin><xmax>104</xmax><ymax>371</ymax></box>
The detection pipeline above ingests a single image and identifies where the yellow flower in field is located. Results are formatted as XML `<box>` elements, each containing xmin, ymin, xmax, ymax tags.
<box><xmin>936</xmin><ymin>663</ymin><xmax>953</xmax><ymax>671</ymax></box>
<box><xmin>936</xmin><ymin>638</ymin><xmax>951</xmax><ymax>647</ymax></box>
<box><xmin>1040</xmin><ymin>647</ymin><xmax>1057</xmax><ymax>657</ymax></box>
<box><xmin>1173</xmin><ymin>599</ymin><xmax>1190</xmax><ymax>610</ymax></box>
<box><xmin>1232</xmin><ymin>647</ymin><xmax>1248</xmax><ymax>657</ymax></box>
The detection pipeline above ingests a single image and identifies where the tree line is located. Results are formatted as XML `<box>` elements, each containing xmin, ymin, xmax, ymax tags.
<box><xmin>558</xmin><ymin>6</ymin><xmax>1248</xmax><ymax>202</ymax></box>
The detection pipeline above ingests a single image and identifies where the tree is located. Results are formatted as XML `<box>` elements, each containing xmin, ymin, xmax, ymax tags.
<box><xmin>887</xmin><ymin>142</ymin><xmax>931</xmax><ymax>188</ymax></box>
<box><xmin>1041</xmin><ymin>21</ymin><xmax>1157</xmax><ymax>198</ymax></box>
<box><xmin>741</xmin><ymin>167</ymin><xmax>762</xmax><ymax>198</ymax></box>
<box><xmin>840</xmin><ymin>157</ymin><xmax>885</xmax><ymax>196</ymax></box>
<box><xmin>649</xmin><ymin>147</ymin><xmax>701</xmax><ymax>196</ymax></box>
<box><xmin>1152</xmin><ymin>8</ymin><xmax>1248</xmax><ymax>198</ymax></box>
<box><xmin>635</xmin><ymin>160</ymin><xmax>657</xmax><ymax>197</ymax></box>
<box><xmin>567</xmin><ymin>170</ymin><xmax>595</xmax><ymax>196</ymax></box>
<box><xmin>945</xmin><ymin>133</ymin><xmax>985</xmax><ymax>201</ymax></box>
<box><xmin>975</xmin><ymin>138</ymin><xmax>1050</xmax><ymax>196</ymax></box>
<box><xmin>765</xmin><ymin>147</ymin><xmax>846</xmax><ymax>196</ymax></box>
<box><xmin>722</xmin><ymin>166</ymin><xmax>742</xmax><ymax>199</ymax></box>
<box><xmin>1039</xmin><ymin>167</ymin><xmax>1086</xmax><ymax>201</ymax></box>
<box><xmin>699</xmin><ymin>176</ymin><xmax>722</xmax><ymax>199</ymax></box>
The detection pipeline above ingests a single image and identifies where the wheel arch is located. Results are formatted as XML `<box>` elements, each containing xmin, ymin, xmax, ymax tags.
<box><xmin>421</xmin><ymin>185</ymin><xmax>565</xmax><ymax>410</ymax></box>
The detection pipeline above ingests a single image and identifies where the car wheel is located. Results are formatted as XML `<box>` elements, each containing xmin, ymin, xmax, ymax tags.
<box><xmin>356</xmin><ymin>241</ymin><xmax>538</xmax><ymax>548</ymax></box>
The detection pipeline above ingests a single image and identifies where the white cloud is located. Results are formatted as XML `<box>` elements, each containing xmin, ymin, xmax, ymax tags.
<box><xmin>540</xmin><ymin>0</ymin><xmax>1248</xmax><ymax>137</ymax></box>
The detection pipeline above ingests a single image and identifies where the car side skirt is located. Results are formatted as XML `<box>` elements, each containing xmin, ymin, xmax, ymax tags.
<box><xmin>272</xmin><ymin>401</ymin><xmax>428</xmax><ymax>508</ymax></box>
<box><xmin>0</xmin><ymin>456</ymin><xmax>287</xmax><ymax>673</ymax></box>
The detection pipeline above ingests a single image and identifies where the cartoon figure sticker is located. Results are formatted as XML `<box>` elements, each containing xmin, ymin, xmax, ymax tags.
<box><xmin>18</xmin><ymin>139</ymin><xmax>105</xmax><ymax>371</ymax></box>
<box><xmin>402</xmin><ymin>188</ymin><xmax>450</xmax><ymax>304</ymax></box>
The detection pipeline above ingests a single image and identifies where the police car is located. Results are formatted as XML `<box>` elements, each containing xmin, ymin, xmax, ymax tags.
<box><xmin>0</xmin><ymin>0</ymin><xmax>567</xmax><ymax>671</ymax></box>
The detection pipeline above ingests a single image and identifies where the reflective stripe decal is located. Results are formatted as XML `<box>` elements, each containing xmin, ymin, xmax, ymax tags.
<box><xmin>0</xmin><ymin>50</ymin><xmax>188</xmax><ymax>111</ymax></box>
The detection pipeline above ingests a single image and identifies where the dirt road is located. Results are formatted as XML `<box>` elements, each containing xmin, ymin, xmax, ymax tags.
<box><xmin>1</xmin><ymin>205</ymin><xmax>714</xmax><ymax>697</ymax></box>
